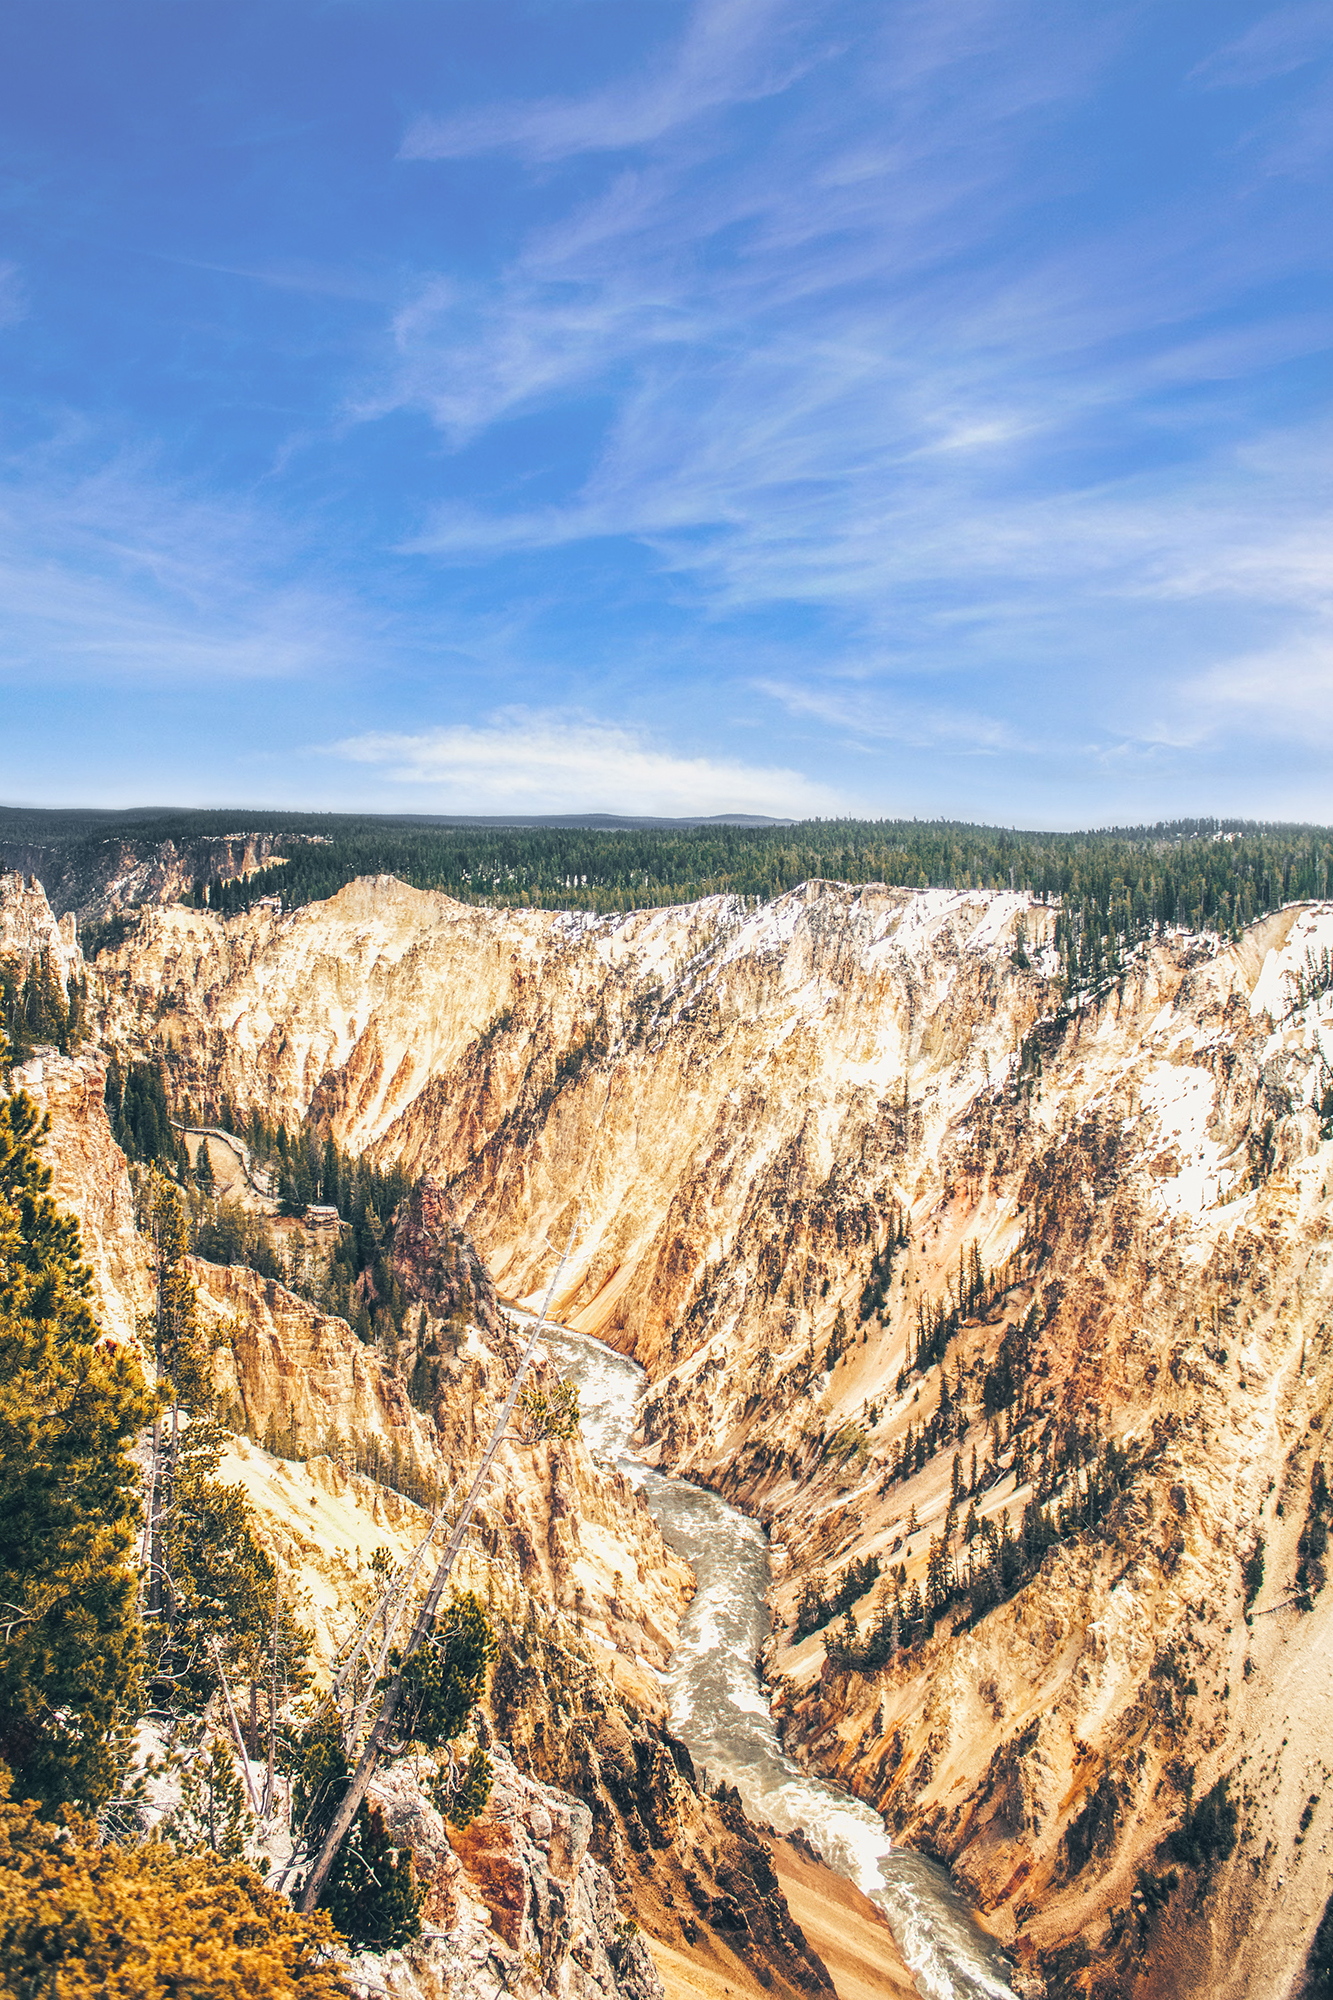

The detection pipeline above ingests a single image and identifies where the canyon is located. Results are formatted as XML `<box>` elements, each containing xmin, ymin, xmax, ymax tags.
<box><xmin>5</xmin><ymin>863</ymin><xmax>1333</xmax><ymax>1997</ymax></box>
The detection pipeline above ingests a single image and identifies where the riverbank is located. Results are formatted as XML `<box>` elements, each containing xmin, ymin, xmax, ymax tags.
<box><xmin>771</xmin><ymin>1835</ymin><xmax>920</xmax><ymax>2000</ymax></box>
<box><xmin>536</xmin><ymin>1314</ymin><xmax>1017</xmax><ymax>2000</ymax></box>
<box><xmin>648</xmin><ymin>1832</ymin><xmax>918</xmax><ymax>2000</ymax></box>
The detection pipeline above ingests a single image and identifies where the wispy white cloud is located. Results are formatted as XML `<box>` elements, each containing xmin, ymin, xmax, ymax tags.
<box><xmin>1190</xmin><ymin>3</ymin><xmax>1333</xmax><ymax>184</ymax></box>
<box><xmin>1183</xmin><ymin>629</ymin><xmax>1333</xmax><ymax>739</ymax></box>
<box><xmin>350</xmin><ymin>268</ymin><xmax>704</xmax><ymax>446</ymax></box>
<box><xmin>400</xmin><ymin>0</ymin><xmax>811</xmax><ymax>163</ymax></box>
<box><xmin>754</xmin><ymin>677</ymin><xmax>1031</xmax><ymax>755</ymax></box>
<box><xmin>0</xmin><ymin>435</ymin><xmax>365</xmax><ymax>686</ymax></box>
<box><xmin>342</xmin><ymin>0</ymin><xmax>1333</xmax><ymax>807</ymax></box>
<box><xmin>0</xmin><ymin>263</ymin><xmax>28</xmax><ymax>330</ymax></box>
<box><xmin>380</xmin><ymin>0</ymin><xmax>1333</xmax><ymax>654</ymax></box>
<box><xmin>324</xmin><ymin>710</ymin><xmax>840</xmax><ymax>816</ymax></box>
<box><xmin>1191</xmin><ymin>3</ymin><xmax>1331</xmax><ymax>89</ymax></box>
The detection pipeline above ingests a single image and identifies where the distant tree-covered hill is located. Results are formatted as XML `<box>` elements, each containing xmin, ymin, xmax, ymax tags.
<box><xmin>3</xmin><ymin>805</ymin><xmax>1330</xmax><ymax>994</ymax></box>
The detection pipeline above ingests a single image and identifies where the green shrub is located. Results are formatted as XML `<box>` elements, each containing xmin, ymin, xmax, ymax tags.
<box><xmin>434</xmin><ymin>1745</ymin><xmax>493</xmax><ymax>1829</ymax></box>
<box><xmin>391</xmin><ymin>1590</ymin><xmax>497</xmax><ymax>1747</ymax></box>
<box><xmin>293</xmin><ymin>1717</ymin><xmax>422</xmax><ymax>1953</ymax></box>
<box><xmin>322</xmin><ymin>1801</ymin><xmax>422</xmax><ymax>1952</ymax></box>
<box><xmin>0</xmin><ymin>1786</ymin><xmax>347</xmax><ymax>1998</ymax></box>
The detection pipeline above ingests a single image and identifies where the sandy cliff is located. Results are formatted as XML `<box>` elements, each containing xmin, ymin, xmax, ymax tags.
<box><xmin>96</xmin><ymin>875</ymin><xmax>1333</xmax><ymax>1995</ymax></box>
<box><xmin>6</xmin><ymin>868</ymin><xmax>852</xmax><ymax>2000</ymax></box>
<box><xmin>9</xmin><ymin>1048</ymin><xmax>152</xmax><ymax>1351</ymax></box>
<box><xmin>0</xmin><ymin>868</ymin><xmax>84</xmax><ymax>983</ymax></box>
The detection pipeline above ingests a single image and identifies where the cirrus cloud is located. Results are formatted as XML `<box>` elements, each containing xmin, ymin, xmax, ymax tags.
<box><xmin>323</xmin><ymin>710</ymin><xmax>841</xmax><ymax>818</ymax></box>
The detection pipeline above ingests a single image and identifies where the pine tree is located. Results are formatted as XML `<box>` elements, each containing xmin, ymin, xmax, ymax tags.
<box><xmin>158</xmin><ymin>1735</ymin><xmax>255</xmax><ymax>1860</ymax></box>
<box><xmin>141</xmin><ymin>1171</ymin><xmax>213</xmax><ymax>1645</ymax></box>
<box><xmin>145</xmin><ymin>1170</ymin><xmax>211</xmax><ymax>1412</ymax></box>
<box><xmin>0</xmin><ymin>1058</ymin><xmax>157</xmax><ymax>1808</ymax></box>
<box><xmin>0</xmin><ymin>1782</ymin><xmax>347</xmax><ymax>1996</ymax></box>
<box><xmin>293</xmin><ymin>1716</ymin><xmax>422</xmax><ymax>1951</ymax></box>
<box><xmin>925</xmin><ymin>1536</ymin><xmax>950</xmax><ymax>1617</ymax></box>
<box><xmin>323</xmin><ymin>1801</ymin><xmax>423</xmax><ymax>1950</ymax></box>
<box><xmin>150</xmin><ymin>1422</ymin><xmax>311</xmax><ymax>1713</ymax></box>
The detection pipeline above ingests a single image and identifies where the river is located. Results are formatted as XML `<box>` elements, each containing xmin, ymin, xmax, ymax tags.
<box><xmin>536</xmin><ymin>1320</ymin><xmax>1019</xmax><ymax>2000</ymax></box>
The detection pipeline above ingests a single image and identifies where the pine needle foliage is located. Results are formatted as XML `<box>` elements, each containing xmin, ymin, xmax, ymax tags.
<box><xmin>155</xmin><ymin>1735</ymin><xmax>255</xmax><ymax>1861</ymax></box>
<box><xmin>514</xmin><ymin>1377</ymin><xmax>581</xmax><ymax>1443</ymax></box>
<box><xmin>434</xmin><ymin>1745</ymin><xmax>493</xmax><ymax>1830</ymax></box>
<box><xmin>104</xmin><ymin>1057</ymin><xmax>188</xmax><ymax>1174</ymax></box>
<box><xmin>148</xmin><ymin>1420</ymin><xmax>311</xmax><ymax>1713</ymax></box>
<box><xmin>322</xmin><ymin>1802</ymin><xmax>423</xmax><ymax>1953</ymax></box>
<box><xmin>389</xmin><ymin>1590</ymin><xmax>497</xmax><ymax>1748</ymax></box>
<box><xmin>291</xmin><ymin>1718</ymin><xmax>423</xmax><ymax>1952</ymax></box>
<box><xmin>0</xmin><ymin>1783</ymin><xmax>349</xmax><ymax>1998</ymax></box>
<box><xmin>291</xmin><ymin>1590</ymin><xmax>495</xmax><ymax>1948</ymax></box>
<box><xmin>0</xmin><ymin>1057</ymin><xmax>157</xmax><ymax>1810</ymax></box>
<box><xmin>0</xmin><ymin>949</ymin><xmax>88</xmax><ymax>1062</ymax></box>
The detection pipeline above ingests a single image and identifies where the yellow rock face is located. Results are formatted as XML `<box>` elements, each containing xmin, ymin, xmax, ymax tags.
<box><xmin>96</xmin><ymin>876</ymin><xmax>1333</xmax><ymax>1994</ymax></box>
<box><xmin>11</xmin><ymin>1048</ymin><xmax>153</xmax><ymax>1354</ymax></box>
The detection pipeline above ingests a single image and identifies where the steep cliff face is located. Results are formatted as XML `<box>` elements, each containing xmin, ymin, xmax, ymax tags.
<box><xmin>0</xmin><ymin>869</ymin><xmax>84</xmax><ymax>984</ymax></box>
<box><xmin>192</xmin><ymin>1252</ymin><xmax>692</xmax><ymax>1680</ymax></box>
<box><xmin>346</xmin><ymin>1742</ymin><xmax>666</xmax><ymax>2000</ymax></box>
<box><xmin>99</xmin><ymin>877</ymin><xmax>1333</xmax><ymax>1994</ymax></box>
<box><xmin>99</xmin><ymin>877</ymin><xmax>1052</xmax><ymax>1381</ymax></box>
<box><xmin>18</xmin><ymin>1040</ymin><xmax>684</xmax><ymax>1696</ymax></box>
<box><xmin>9</xmin><ymin>1049</ymin><xmax>151</xmax><ymax>1350</ymax></box>
<box><xmin>196</xmin><ymin>1256</ymin><xmax>443</xmax><ymax>1482</ymax></box>
<box><xmin>483</xmin><ymin>1586</ymin><xmax>834</xmax><ymax>2000</ymax></box>
<box><xmin>16</xmin><ymin>908</ymin><xmax>837</xmax><ymax>2000</ymax></box>
<box><xmin>392</xmin><ymin>1179</ymin><xmax>503</xmax><ymax>1336</ymax></box>
<box><xmin>0</xmin><ymin>833</ymin><xmax>290</xmax><ymax>931</ymax></box>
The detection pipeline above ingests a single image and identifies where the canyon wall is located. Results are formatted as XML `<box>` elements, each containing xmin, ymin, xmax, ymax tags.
<box><xmin>95</xmin><ymin>875</ymin><xmax>1333</xmax><ymax>1996</ymax></box>
<box><xmin>0</xmin><ymin>868</ymin><xmax>84</xmax><ymax>984</ymax></box>
<box><xmin>5</xmin><ymin>941</ymin><xmax>840</xmax><ymax>2000</ymax></box>
<box><xmin>0</xmin><ymin>835</ymin><xmax>290</xmax><ymax>931</ymax></box>
<box><xmin>3</xmin><ymin>1023</ymin><xmax>692</xmax><ymax>1688</ymax></box>
<box><xmin>9</xmin><ymin>1048</ymin><xmax>152</xmax><ymax>1351</ymax></box>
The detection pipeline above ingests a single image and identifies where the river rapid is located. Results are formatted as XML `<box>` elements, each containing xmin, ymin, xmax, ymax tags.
<box><xmin>536</xmin><ymin>1320</ymin><xmax>1019</xmax><ymax>2000</ymax></box>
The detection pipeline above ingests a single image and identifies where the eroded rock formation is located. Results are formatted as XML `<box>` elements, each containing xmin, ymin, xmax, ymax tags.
<box><xmin>344</xmin><ymin>1743</ymin><xmax>667</xmax><ymax>2000</ymax></box>
<box><xmin>0</xmin><ymin>868</ymin><xmax>84</xmax><ymax>984</ymax></box>
<box><xmin>9</xmin><ymin>1048</ymin><xmax>151</xmax><ymax>1351</ymax></box>
<box><xmin>2</xmin><ymin>874</ymin><xmax>849</xmax><ymax>2000</ymax></box>
<box><xmin>86</xmin><ymin>874</ymin><xmax>1333</xmax><ymax>1994</ymax></box>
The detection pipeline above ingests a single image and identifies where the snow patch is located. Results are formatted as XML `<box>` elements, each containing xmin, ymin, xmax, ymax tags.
<box><xmin>1139</xmin><ymin>1061</ymin><xmax>1237</xmax><ymax>1218</ymax></box>
<box><xmin>1250</xmin><ymin>904</ymin><xmax>1333</xmax><ymax>1020</ymax></box>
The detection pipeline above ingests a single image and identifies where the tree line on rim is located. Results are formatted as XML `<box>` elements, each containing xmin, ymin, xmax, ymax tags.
<box><xmin>7</xmin><ymin>803</ymin><xmax>1327</xmax><ymax>940</ymax></box>
<box><xmin>175</xmin><ymin>815</ymin><xmax>1333</xmax><ymax>944</ymax></box>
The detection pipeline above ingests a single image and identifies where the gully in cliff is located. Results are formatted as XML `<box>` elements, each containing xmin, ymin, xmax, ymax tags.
<box><xmin>298</xmin><ymin>1214</ymin><xmax>583</xmax><ymax>1911</ymax></box>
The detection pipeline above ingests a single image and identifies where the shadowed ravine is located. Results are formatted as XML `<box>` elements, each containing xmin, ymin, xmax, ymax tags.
<box><xmin>534</xmin><ymin>1318</ymin><xmax>1018</xmax><ymax>2000</ymax></box>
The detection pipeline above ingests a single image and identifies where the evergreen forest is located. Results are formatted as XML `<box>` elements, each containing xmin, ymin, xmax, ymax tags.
<box><xmin>4</xmin><ymin>806</ymin><xmax>1332</xmax><ymax>977</ymax></box>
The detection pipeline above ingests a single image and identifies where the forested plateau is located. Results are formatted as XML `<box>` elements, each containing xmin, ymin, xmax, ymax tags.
<box><xmin>4</xmin><ymin>843</ymin><xmax>1333</xmax><ymax>1999</ymax></box>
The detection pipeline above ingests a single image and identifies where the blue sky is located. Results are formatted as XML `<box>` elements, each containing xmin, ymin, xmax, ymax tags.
<box><xmin>1</xmin><ymin>0</ymin><xmax>1330</xmax><ymax>824</ymax></box>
